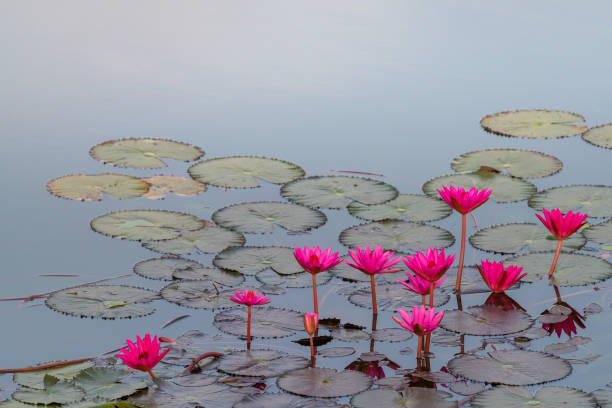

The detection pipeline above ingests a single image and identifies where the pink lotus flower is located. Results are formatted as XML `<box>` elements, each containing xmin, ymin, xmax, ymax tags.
<box><xmin>117</xmin><ymin>334</ymin><xmax>169</xmax><ymax>378</ymax></box>
<box><xmin>437</xmin><ymin>185</ymin><xmax>492</xmax><ymax>215</ymax></box>
<box><xmin>404</xmin><ymin>248</ymin><xmax>455</xmax><ymax>283</ymax></box>
<box><xmin>303</xmin><ymin>312</ymin><xmax>318</xmax><ymax>336</ymax></box>
<box><xmin>398</xmin><ymin>272</ymin><xmax>445</xmax><ymax>298</ymax></box>
<box><xmin>477</xmin><ymin>260</ymin><xmax>527</xmax><ymax>293</ymax></box>
<box><xmin>229</xmin><ymin>289</ymin><xmax>270</xmax><ymax>306</ymax></box>
<box><xmin>536</xmin><ymin>208</ymin><xmax>587</xmax><ymax>240</ymax></box>
<box><xmin>294</xmin><ymin>246</ymin><xmax>342</xmax><ymax>275</ymax></box>
<box><xmin>393</xmin><ymin>305</ymin><xmax>444</xmax><ymax>336</ymax></box>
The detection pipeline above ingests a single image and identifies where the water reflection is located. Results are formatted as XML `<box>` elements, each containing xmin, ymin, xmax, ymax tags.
<box><xmin>540</xmin><ymin>286</ymin><xmax>586</xmax><ymax>338</ymax></box>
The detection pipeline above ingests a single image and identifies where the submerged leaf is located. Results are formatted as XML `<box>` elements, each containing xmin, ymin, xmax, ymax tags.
<box><xmin>219</xmin><ymin>350</ymin><xmax>309</xmax><ymax>377</ymax></box>
<box><xmin>470</xmin><ymin>386</ymin><xmax>596</xmax><ymax>408</ymax></box>
<box><xmin>440</xmin><ymin>305</ymin><xmax>533</xmax><ymax>336</ymax></box>
<box><xmin>480</xmin><ymin>110</ymin><xmax>585</xmax><ymax>139</ymax></box>
<box><xmin>214</xmin><ymin>246</ymin><xmax>302</xmax><ymax>276</ymax></box>
<box><xmin>214</xmin><ymin>306</ymin><xmax>303</xmax><ymax>338</ymax></box>
<box><xmin>582</xmin><ymin>123</ymin><xmax>612</xmax><ymax>149</ymax></box>
<box><xmin>142</xmin><ymin>176</ymin><xmax>206</xmax><ymax>199</ymax></box>
<box><xmin>47</xmin><ymin>174</ymin><xmax>149</xmax><ymax>201</ymax></box>
<box><xmin>348</xmin><ymin>194</ymin><xmax>451</xmax><ymax>222</ymax></box>
<box><xmin>278</xmin><ymin>367</ymin><xmax>372</xmax><ymax>398</ymax></box>
<box><xmin>142</xmin><ymin>225</ymin><xmax>245</xmax><ymax>255</ymax></box>
<box><xmin>451</xmin><ymin>149</ymin><xmax>563</xmax><ymax>178</ymax></box>
<box><xmin>528</xmin><ymin>185</ymin><xmax>612</xmax><ymax>218</ymax></box>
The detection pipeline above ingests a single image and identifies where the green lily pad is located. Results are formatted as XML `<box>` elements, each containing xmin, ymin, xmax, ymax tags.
<box><xmin>74</xmin><ymin>367</ymin><xmax>147</xmax><ymax>400</ymax></box>
<box><xmin>91</xmin><ymin>210</ymin><xmax>205</xmax><ymax>241</ymax></box>
<box><xmin>219</xmin><ymin>350</ymin><xmax>309</xmax><ymax>377</ymax></box>
<box><xmin>14</xmin><ymin>361</ymin><xmax>94</xmax><ymax>389</ymax></box>
<box><xmin>451</xmin><ymin>149</ymin><xmax>563</xmax><ymax>178</ymax></box>
<box><xmin>480</xmin><ymin>110</ymin><xmax>586</xmax><ymax>139</ymax></box>
<box><xmin>212</xmin><ymin>201</ymin><xmax>327</xmax><ymax>233</ymax></box>
<box><xmin>281</xmin><ymin>175</ymin><xmax>399</xmax><ymax>209</ymax></box>
<box><xmin>352</xmin><ymin>388</ymin><xmax>456</xmax><ymax>408</ymax></box>
<box><xmin>348</xmin><ymin>194</ymin><xmax>452</xmax><ymax>222</ymax></box>
<box><xmin>129</xmin><ymin>381</ymin><xmax>243</xmax><ymax>408</ymax></box>
<box><xmin>591</xmin><ymin>389</ymin><xmax>612</xmax><ymax>408</ymax></box>
<box><xmin>348</xmin><ymin>283</ymin><xmax>450</xmax><ymax>311</ymax></box>
<box><xmin>90</xmin><ymin>138</ymin><xmax>204</xmax><ymax>168</ymax></box>
<box><xmin>142</xmin><ymin>225</ymin><xmax>245</xmax><ymax>255</ymax></box>
<box><xmin>47</xmin><ymin>174</ymin><xmax>150</xmax><ymax>201</ymax></box>
<box><xmin>505</xmin><ymin>252</ymin><xmax>612</xmax><ymax>286</ymax></box>
<box><xmin>234</xmin><ymin>393</ymin><xmax>342</xmax><ymax>408</ymax></box>
<box><xmin>471</xmin><ymin>386</ymin><xmax>596</xmax><ymax>408</ymax></box>
<box><xmin>582</xmin><ymin>123</ymin><xmax>612</xmax><ymax>149</ymax></box>
<box><xmin>142</xmin><ymin>176</ymin><xmax>206</xmax><ymax>199</ymax></box>
<box><xmin>213</xmin><ymin>246</ymin><xmax>302</xmax><ymax>275</ymax></box>
<box><xmin>256</xmin><ymin>269</ymin><xmax>332</xmax><ymax>288</ymax></box>
<box><xmin>583</xmin><ymin>220</ymin><xmax>612</xmax><ymax>244</ymax></box>
<box><xmin>440</xmin><ymin>306</ymin><xmax>533</xmax><ymax>336</ymax></box>
<box><xmin>133</xmin><ymin>257</ymin><xmax>204</xmax><ymax>281</ymax></box>
<box><xmin>278</xmin><ymin>367</ymin><xmax>372</xmax><ymax>398</ymax></box>
<box><xmin>160</xmin><ymin>281</ymin><xmax>239</xmax><ymax>309</ymax></box>
<box><xmin>528</xmin><ymin>185</ymin><xmax>612</xmax><ymax>218</ymax></box>
<box><xmin>45</xmin><ymin>285</ymin><xmax>158</xmax><ymax>319</ymax></box>
<box><xmin>469</xmin><ymin>223</ymin><xmax>585</xmax><ymax>254</ymax></box>
<box><xmin>214</xmin><ymin>306</ymin><xmax>303</xmax><ymax>338</ymax></box>
<box><xmin>440</xmin><ymin>266</ymin><xmax>500</xmax><ymax>294</ymax></box>
<box><xmin>188</xmin><ymin>156</ymin><xmax>304</xmax><ymax>188</ymax></box>
<box><xmin>447</xmin><ymin>350</ymin><xmax>572</xmax><ymax>385</ymax></box>
<box><xmin>13</xmin><ymin>375</ymin><xmax>85</xmax><ymax>405</ymax></box>
<box><xmin>0</xmin><ymin>401</ymin><xmax>35</xmax><ymax>408</ymax></box>
<box><xmin>339</xmin><ymin>220</ymin><xmax>454</xmax><ymax>251</ymax></box>
<box><xmin>422</xmin><ymin>170</ymin><xmax>537</xmax><ymax>203</ymax></box>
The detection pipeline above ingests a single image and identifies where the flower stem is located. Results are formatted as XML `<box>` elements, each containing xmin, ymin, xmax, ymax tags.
<box><xmin>247</xmin><ymin>305</ymin><xmax>252</xmax><ymax>350</ymax></box>
<box><xmin>312</xmin><ymin>274</ymin><xmax>318</xmax><ymax>316</ymax></box>
<box><xmin>370</xmin><ymin>274</ymin><xmax>378</xmax><ymax>315</ymax></box>
<box><xmin>417</xmin><ymin>335</ymin><xmax>423</xmax><ymax>360</ymax></box>
<box><xmin>421</xmin><ymin>294</ymin><xmax>426</xmax><ymax>306</ymax></box>
<box><xmin>309</xmin><ymin>335</ymin><xmax>315</xmax><ymax>357</ymax></box>
<box><xmin>148</xmin><ymin>369</ymin><xmax>156</xmax><ymax>379</ymax></box>
<box><xmin>429</xmin><ymin>282</ymin><xmax>434</xmax><ymax>308</ymax></box>
<box><xmin>548</xmin><ymin>239</ymin><xmax>563</xmax><ymax>279</ymax></box>
<box><xmin>456</xmin><ymin>213</ymin><xmax>467</xmax><ymax>293</ymax></box>
<box><xmin>370</xmin><ymin>312</ymin><xmax>377</xmax><ymax>352</ymax></box>
<box><xmin>554</xmin><ymin>285</ymin><xmax>562</xmax><ymax>303</ymax></box>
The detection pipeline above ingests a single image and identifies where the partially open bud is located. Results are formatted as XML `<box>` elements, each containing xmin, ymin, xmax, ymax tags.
<box><xmin>304</xmin><ymin>312</ymin><xmax>318</xmax><ymax>336</ymax></box>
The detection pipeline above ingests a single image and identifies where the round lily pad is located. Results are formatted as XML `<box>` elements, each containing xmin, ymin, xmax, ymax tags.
<box><xmin>212</xmin><ymin>201</ymin><xmax>327</xmax><ymax>233</ymax></box>
<box><xmin>214</xmin><ymin>246</ymin><xmax>302</xmax><ymax>276</ymax></box>
<box><xmin>582</xmin><ymin>123</ymin><xmax>612</xmax><ymax>149</ymax></box>
<box><xmin>591</xmin><ymin>389</ymin><xmax>612</xmax><ymax>408</ymax></box>
<box><xmin>352</xmin><ymin>388</ymin><xmax>456</xmax><ymax>408</ymax></box>
<box><xmin>13</xmin><ymin>376</ymin><xmax>85</xmax><ymax>405</ymax></box>
<box><xmin>372</xmin><ymin>328</ymin><xmax>414</xmax><ymax>342</ymax></box>
<box><xmin>142</xmin><ymin>226</ymin><xmax>245</xmax><ymax>254</ymax></box>
<box><xmin>440</xmin><ymin>305</ymin><xmax>533</xmax><ymax>336</ymax></box>
<box><xmin>214</xmin><ymin>306</ymin><xmax>303</xmax><ymax>338</ymax></box>
<box><xmin>278</xmin><ymin>367</ymin><xmax>372</xmax><ymax>398</ymax></box>
<box><xmin>348</xmin><ymin>283</ymin><xmax>450</xmax><ymax>311</ymax></box>
<box><xmin>318</xmin><ymin>347</ymin><xmax>356</xmax><ymax>358</ymax></box>
<box><xmin>330</xmin><ymin>326</ymin><xmax>371</xmax><ymax>342</ymax></box>
<box><xmin>584</xmin><ymin>220</ymin><xmax>612</xmax><ymax>244</ymax></box>
<box><xmin>422</xmin><ymin>170</ymin><xmax>537</xmax><ymax>203</ymax></box>
<box><xmin>47</xmin><ymin>174</ymin><xmax>149</xmax><ymax>201</ymax></box>
<box><xmin>45</xmin><ymin>285</ymin><xmax>158</xmax><ymax>319</ymax></box>
<box><xmin>440</xmin><ymin>266</ymin><xmax>499</xmax><ymax>294</ymax></box>
<box><xmin>339</xmin><ymin>220</ymin><xmax>454</xmax><ymax>252</ymax></box>
<box><xmin>142</xmin><ymin>176</ymin><xmax>206</xmax><ymax>199</ymax></box>
<box><xmin>14</xmin><ymin>361</ymin><xmax>94</xmax><ymax>389</ymax></box>
<box><xmin>219</xmin><ymin>350</ymin><xmax>309</xmax><ymax>377</ymax></box>
<box><xmin>256</xmin><ymin>269</ymin><xmax>332</xmax><ymax>288</ymax></box>
<box><xmin>470</xmin><ymin>386</ymin><xmax>596</xmax><ymax>408</ymax></box>
<box><xmin>469</xmin><ymin>223</ymin><xmax>585</xmax><ymax>254</ymax></box>
<box><xmin>451</xmin><ymin>149</ymin><xmax>563</xmax><ymax>179</ymax></box>
<box><xmin>281</xmin><ymin>176</ymin><xmax>399</xmax><ymax>209</ymax></box>
<box><xmin>91</xmin><ymin>210</ymin><xmax>205</xmax><ymax>241</ymax></box>
<box><xmin>160</xmin><ymin>281</ymin><xmax>238</xmax><ymax>309</ymax></box>
<box><xmin>528</xmin><ymin>185</ymin><xmax>612</xmax><ymax>218</ymax></box>
<box><xmin>134</xmin><ymin>257</ymin><xmax>204</xmax><ymax>281</ymax></box>
<box><xmin>505</xmin><ymin>252</ymin><xmax>612</xmax><ymax>286</ymax></box>
<box><xmin>447</xmin><ymin>350</ymin><xmax>572</xmax><ymax>385</ymax></box>
<box><xmin>480</xmin><ymin>110</ymin><xmax>586</xmax><ymax>139</ymax></box>
<box><xmin>90</xmin><ymin>138</ymin><xmax>204</xmax><ymax>168</ymax></box>
<box><xmin>347</xmin><ymin>194</ymin><xmax>452</xmax><ymax>222</ymax></box>
<box><xmin>188</xmin><ymin>156</ymin><xmax>304</xmax><ymax>188</ymax></box>
<box><xmin>74</xmin><ymin>367</ymin><xmax>147</xmax><ymax>400</ymax></box>
<box><xmin>234</xmin><ymin>393</ymin><xmax>342</xmax><ymax>408</ymax></box>
<box><xmin>129</xmin><ymin>381</ymin><xmax>244</xmax><ymax>408</ymax></box>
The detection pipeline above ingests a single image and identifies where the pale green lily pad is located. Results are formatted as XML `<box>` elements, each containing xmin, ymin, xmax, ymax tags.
<box><xmin>129</xmin><ymin>381</ymin><xmax>243</xmax><ymax>408</ymax></box>
<box><xmin>188</xmin><ymin>156</ymin><xmax>304</xmax><ymax>188</ymax></box>
<box><xmin>469</xmin><ymin>223</ymin><xmax>585</xmax><ymax>254</ymax></box>
<box><xmin>46</xmin><ymin>285</ymin><xmax>158</xmax><ymax>319</ymax></box>
<box><xmin>13</xmin><ymin>375</ymin><xmax>85</xmax><ymax>405</ymax></box>
<box><xmin>91</xmin><ymin>210</ymin><xmax>205</xmax><ymax>241</ymax></box>
<box><xmin>90</xmin><ymin>138</ymin><xmax>204</xmax><ymax>168</ymax></box>
<box><xmin>582</xmin><ymin>123</ymin><xmax>612</xmax><ymax>149</ymax></box>
<box><xmin>278</xmin><ymin>367</ymin><xmax>372</xmax><ymax>398</ymax></box>
<box><xmin>0</xmin><ymin>401</ymin><xmax>36</xmax><ymax>408</ymax></box>
<box><xmin>348</xmin><ymin>283</ymin><xmax>450</xmax><ymax>311</ymax></box>
<box><xmin>584</xmin><ymin>220</ymin><xmax>612</xmax><ymax>243</ymax></box>
<box><xmin>422</xmin><ymin>170</ymin><xmax>537</xmax><ymax>203</ymax></box>
<box><xmin>447</xmin><ymin>350</ymin><xmax>572</xmax><ymax>385</ymax></box>
<box><xmin>161</xmin><ymin>281</ymin><xmax>238</xmax><ymax>309</ymax></box>
<box><xmin>256</xmin><ymin>269</ymin><xmax>332</xmax><ymax>288</ymax></box>
<box><xmin>14</xmin><ymin>361</ymin><xmax>94</xmax><ymax>389</ymax></box>
<box><xmin>234</xmin><ymin>393</ymin><xmax>342</xmax><ymax>408</ymax></box>
<box><xmin>281</xmin><ymin>176</ymin><xmax>398</xmax><ymax>209</ymax></box>
<box><xmin>47</xmin><ymin>174</ymin><xmax>150</xmax><ymax>201</ymax></box>
<box><xmin>440</xmin><ymin>306</ymin><xmax>533</xmax><ymax>336</ymax></box>
<box><xmin>212</xmin><ymin>201</ymin><xmax>327</xmax><ymax>233</ymax></box>
<box><xmin>348</xmin><ymin>194</ymin><xmax>452</xmax><ymax>222</ymax></box>
<box><xmin>74</xmin><ymin>367</ymin><xmax>147</xmax><ymax>400</ymax></box>
<box><xmin>219</xmin><ymin>350</ymin><xmax>309</xmax><ymax>377</ymax></box>
<box><xmin>339</xmin><ymin>220</ymin><xmax>454</xmax><ymax>251</ymax></box>
<box><xmin>142</xmin><ymin>176</ymin><xmax>206</xmax><ymax>199</ymax></box>
<box><xmin>471</xmin><ymin>386</ymin><xmax>596</xmax><ymax>408</ymax></box>
<box><xmin>451</xmin><ymin>149</ymin><xmax>563</xmax><ymax>178</ymax></box>
<box><xmin>133</xmin><ymin>257</ymin><xmax>204</xmax><ymax>281</ymax></box>
<box><xmin>352</xmin><ymin>388</ymin><xmax>456</xmax><ymax>408</ymax></box>
<box><xmin>480</xmin><ymin>110</ymin><xmax>586</xmax><ymax>139</ymax></box>
<box><xmin>142</xmin><ymin>226</ymin><xmax>245</xmax><ymax>254</ymax></box>
<box><xmin>528</xmin><ymin>185</ymin><xmax>612</xmax><ymax>218</ymax></box>
<box><xmin>214</xmin><ymin>306</ymin><xmax>303</xmax><ymax>338</ymax></box>
<box><xmin>505</xmin><ymin>252</ymin><xmax>612</xmax><ymax>286</ymax></box>
<box><xmin>214</xmin><ymin>246</ymin><xmax>302</xmax><ymax>276</ymax></box>
<box><xmin>591</xmin><ymin>389</ymin><xmax>612</xmax><ymax>408</ymax></box>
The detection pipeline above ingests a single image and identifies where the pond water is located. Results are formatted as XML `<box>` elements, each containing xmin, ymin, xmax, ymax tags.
<box><xmin>2</xmin><ymin>1</ymin><xmax>612</xmax><ymax>406</ymax></box>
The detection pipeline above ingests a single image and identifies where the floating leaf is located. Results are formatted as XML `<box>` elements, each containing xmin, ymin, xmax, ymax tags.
<box><xmin>293</xmin><ymin>336</ymin><xmax>333</xmax><ymax>347</ymax></box>
<box><xmin>389</xmin><ymin>370</ymin><xmax>456</xmax><ymax>384</ymax></box>
<box><xmin>470</xmin><ymin>386</ymin><xmax>595</xmax><ymax>408</ymax></box>
<box><xmin>219</xmin><ymin>350</ymin><xmax>309</xmax><ymax>377</ymax></box>
<box><xmin>281</xmin><ymin>176</ymin><xmax>398</xmax><ymax>209</ymax></box>
<box><xmin>170</xmin><ymin>374</ymin><xmax>217</xmax><ymax>387</ymax></box>
<box><xmin>214</xmin><ymin>306</ymin><xmax>303</xmax><ymax>338</ymax></box>
<box><xmin>142</xmin><ymin>176</ymin><xmax>206</xmax><ymax>199</ymax></box>
<box><xmin>582</xmin><ymin>123</ymin><xmax>612</xmax><ymax>149</ymax></box>
<box><xmin>583</xmin><ymin>303</ymin><xmax>603</xmax><ymax>315</ymax></box>
<box><xmin>129</xmin><ymin>381</ymin><xmax>243</xmax><ymax>408</ymax></box>
<box><xmin>13</xmin><ymin>375</ymin><xmax>85</xmax><ymax>405</ymax></box>
<box><xmin>347</xmin><ymin>194</ymin><xmax>451</xmax><ymax>222</ymax></box>
<box><xmin>45</xmin><ymin>285</ymin><xmax>158</xmax><ymax>319</ymax></box>
<box><xmin>591</xmin><ymin>389</ymin><xmax>612</xmax><ymax>408</ymax></box>
<box><xmin>134</xmin><ymin>257</ymin><xmax>204</xmax><ymax>281</ymax></box>
<box><xmin>505</xmin><ymin>252</ymin><xmax>612</xmax><ymax>286</ymax></box>
<box><xmin>440</xmin><ymin>306</ymin><xmax>533</xmax><ymax>336</ymax></box>
<box><xmin>90</xmin><ymin>138</ymin><xmax>204</xmax><ymax>168</ymax></box>
<box><xmin>349</xmin><ymin>283</ymin><xmax>449</xmax><ymax>311</ymax></box>
<box><xmin>14</xmin><ymin>361</ymin><xmax>94</xmax><ymax>389</ymax></box>
<box><xmin>352</xmin><ymin>387</ymin><xmax>456</xmax><ymax>408</ymax></box>
<box><xmin>528</xmin><ymin>185</ymin><xmax>612</xmax><ymax>218</ymax></box>
<box><xmin>584</xmin><ymin>220</ymin><xmax>612</xmax><ymax>244</ymax></box>
<box><xmin>318</xmin><ymin>347</ymin><xmax>356</xmax><ymax>358</ymax></box>
<box><xmin>47</xmin><ymin>174</ymin><xmax>149</xmax><ymax>201</ymax></box>
<box><xmin>212</xmin><ymin>201</ymin><xmax>326</xmax><ymax>233</ymax></box>
<box><xmin>451</xmin><ymin>149</ymin><xmax>563</xmax><ymax>178</ymax></box>
<box><xmin>480</xmin><ymin>110</ymin><xmax>585</xmax><ymax>139</ymax></box>
<box><xmin>188</xmin><ymin>156</ymin><xmax>304</xmax><ymax>188</ymax></box>
<box><xmin>431</xmin><ymin>331</ymin><xmax>461</xmax><ymax>347</ymax></box>
<box><xmin>422</xmin><ymin>170</ymin><xmax>536</xmax><ymax>203</ymax></box>
<box><xmin>470</xmin><ymin>223</ymin><xmax>585</xmax><ymax>254</ymax></box>
<box><xmin>339</xmin><ymin>220</ymin><xmax>454</xmax><ymax>251</ymax></box>
<box><xmin>214</xmin><ymin>246</ymin><xmax>302</xmax><ymax>276</ymax></box>
<box><xmin>440</xmin><ymin>267</ymin><xmax>496</xmax><ymax>294</ymax></box>
<box><xmin>234</xmin><ymin>393</ymin><xmax>342</xmax><ymax>408</ymax></box>
<box><xmin>278</xmin><ymin>367</ymin><xmax>372</xmax><ymax>398</ymax></box>
<box><xmin>372</xmin><ymin>328</ymin><xmax>414</xmax><ymax>342</ymax></box>
<box><xmin>258</xmin><ymin>284</ymin><xmax>286</xmax><ymax>295</ymax></box>
<box><xmin>0</xmin><ymin>401</ymin><xmax>34</xmax><ymax>408</ymax></box>
<box><xmin>161</xmin><ymin>281</ymin><xmax>238</xmax><ymax>309</ymax></box>
<box><xmin>449</xmin><ymin>382</ymin><xmax>486</xmax><ymax>396</ymax></box>
<box><xmin>74</xmin><ymin>367</ymin><xmax>147</xmax><ymax>400</ymax></box>
<box><xmin>256</xmin><ymin>269</ymin><xmax>332</xmax><ymax>288</ymax></box>
<box><xmin>543</xmin><ymin>343</ymin><xmax>578</xmax><ymax>355</ymax></box>
<box><xmin>447</xmin><ymin>350</ymin><xmax>571</xmax><ymax>385</ymax></box>
<box><xmin>91</xmin><ymin>210</ymin><xmax>205</xmax><ymax>241</ymax></box>
<box><xmin>142</xmin><ymin>226</ymin><xmax>245</xmax><ymax>255</ymax></box>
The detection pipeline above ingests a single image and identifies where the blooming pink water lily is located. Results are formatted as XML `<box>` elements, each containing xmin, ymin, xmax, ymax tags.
<box><xmin>404</xmin><ymin>248</ymin><xmax>455</xmax><ymax>283</ymax></box>
<box><xmin>229</xmin><ymin>289</ymin><xmax>270</xmax><ymax>306</ymax></box>
<box><xmin>117</xmin><ymin>334</ymin><xmax>169</xmax><ymax>378</ymax></box>
<box><xmin>477</xmin><ymin>260</ymin><xmax>527</xmax><ymax>293</ymax></box>
<box><xmin>303</xmin><ymin>312</ymin><xmax>318</xmax><ymax>336</ymax></box>
<box><xmin>436</xmin><ymin>185</ymin><xmax>492</xmax><ymax>215</ymax></box>
<box><xmin>392</xmin><ymin>305</ymin><xmax>444</xmax><ymax>336</ymax></box>
<box><xmin>294</xmin><ymin>246</ymin><xmax>342</xmax><ymax>274</ymax></box>
<box><xmin>397</xmin><ymin>272</ymin><xmax>445</xmax><ymax>303</ymax></box>
<box><xmin>536</xmin><ymin>208</ymin><xmax>587</xmax><ymax>240</ymax></box>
